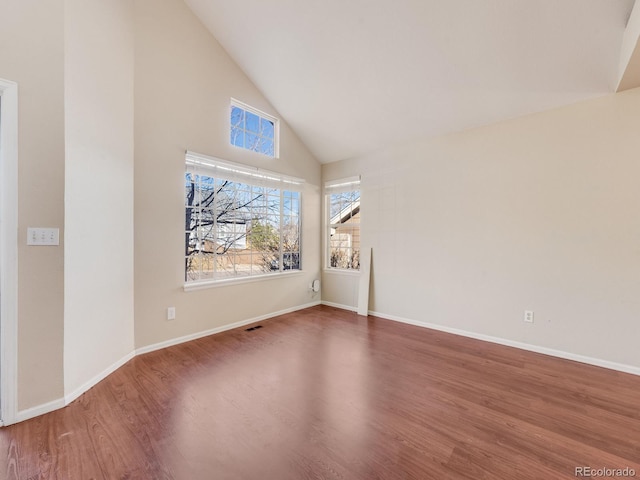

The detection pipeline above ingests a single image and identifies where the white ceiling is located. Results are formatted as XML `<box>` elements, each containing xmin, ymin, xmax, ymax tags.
<box><xmin>185</xmin><ymin>0</ymin><xmax>636</xmax><ymax>164</ymax></box>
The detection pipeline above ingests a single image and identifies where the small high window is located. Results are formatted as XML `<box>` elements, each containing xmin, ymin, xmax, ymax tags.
<box><xmin>230</xmin><ymin>99</ymin><xmax>278</xmax><ymax>157</ymax></box>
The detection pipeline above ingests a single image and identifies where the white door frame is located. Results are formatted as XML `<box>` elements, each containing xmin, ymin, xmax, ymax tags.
<box><xmin>0</xmin><ymin>78</ymin><xmax>19</xmax><ymax>425</ymax></box>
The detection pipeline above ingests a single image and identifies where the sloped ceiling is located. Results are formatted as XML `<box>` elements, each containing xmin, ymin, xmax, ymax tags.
<box><xmin>185</xmin><ymin>0</ymin><xmax>636</xmax><ymax>164</ymax></box>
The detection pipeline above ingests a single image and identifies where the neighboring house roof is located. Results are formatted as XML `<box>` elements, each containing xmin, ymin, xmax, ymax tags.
<box><xmin>330</xmin><ymin>200</ymin><xmax>360</xmax><ymax>226</ymax></box>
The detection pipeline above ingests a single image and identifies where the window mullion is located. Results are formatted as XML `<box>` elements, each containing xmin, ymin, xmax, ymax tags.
<box><xmin>197</xmin><ymin>174</ymin><xmax>203</xmax><ymax>281</ymax></box>
<box><xmin>326</xmin><ymin>195</ymin><xmax>332</xmax><ymax>269</ymax></box>
<box><xmin>212</xmin><ymin>178</ymin><xmax>217</xmax><ymax>279</ymax></box>
<box><xmin>279</xmin><ymin>190</ymin><xmax>284</xmax><ymax>272</ymax></box>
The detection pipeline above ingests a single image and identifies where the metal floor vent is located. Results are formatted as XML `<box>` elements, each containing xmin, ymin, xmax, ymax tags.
<box><xmin>245</xmin><ymin>325</ymin><xmax>264</xmax><ymax>332</ymax></box>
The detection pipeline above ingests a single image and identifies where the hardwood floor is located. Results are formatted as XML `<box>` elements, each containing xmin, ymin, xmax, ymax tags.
<box><xmin>2</xmin><ymin>305</ymin><xmax>640</xmax><ymax>479</ymax></box>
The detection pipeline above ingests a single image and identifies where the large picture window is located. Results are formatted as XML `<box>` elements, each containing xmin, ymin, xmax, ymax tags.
<box><xmin>325</xmin><ymin>177</ymin><xmax>360</xmax><ymax>270</ymax></box>
<box><xmin>185</xmin><ymin>152</ymin><xmax>302</xmax><ymax>284</ymax></box>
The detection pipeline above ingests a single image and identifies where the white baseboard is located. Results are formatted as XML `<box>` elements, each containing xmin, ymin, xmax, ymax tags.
<box><xmin>64</xmin><ymin>350</ymin><xmax>137</xmax><ymax>406</ymax></box>
<box><xmin>368</xmin><ymin>309</ymin><xmax>640</xmax><ymax>377</ymax></box>
<box><xmin>136</xmin><ymin>301</ymin><xmax>321</xmax><ymax>355</ymax></box>
<box><xmin>20</xmin><ymin>301</ymin><xmax>636</xmax><ymax>425</ymax></box>
<box><xmin>321</xmin><ymin>300</ymin><xmax>357</xmax><ymax>312</ymax></box>
<box><xmin>15</xmin><ymin>397</ymin><xmax>66</xmax><ymax>424</ymax></box>
<box><xmin>9</xmin><ymin>301</ymin><xmax>321</xmax><ymax>425</ymax></box>
<box><xmin>14</xmin><ymin>349</ymin><xmax>137</xmax><ymax>424</ymax></box>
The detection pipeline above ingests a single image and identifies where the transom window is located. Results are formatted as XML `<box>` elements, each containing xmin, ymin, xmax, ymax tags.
<box><xmin>185</xmin><ymin>152</ymin><xmax>302</xmax><ymax>284</ymax></box>
<box><xmin>230</xmin><ymin>99</ymin><xmax>278</xmax><ymax>157</ymax></box>
<box><xmin>326</xmin><ymin>177</ymin><xmax>361</xmax><ymax>270</ymax></box>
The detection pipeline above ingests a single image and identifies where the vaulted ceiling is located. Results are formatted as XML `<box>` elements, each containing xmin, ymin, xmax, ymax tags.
<box><xmin>184</xmin><ymin>0</ymin><xmax>639</xmax><ymax>164</ymax></box>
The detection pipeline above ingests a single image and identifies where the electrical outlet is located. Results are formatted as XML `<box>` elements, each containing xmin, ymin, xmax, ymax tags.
<box><xmin>167</xmin><ymin>307</ymin><xmax>176</xmax><ymax>321</ymax></box>
<box><xmin>524</xmin><ymin>310</ymin><xmax>534</xmax><ymax>323</ymax></box>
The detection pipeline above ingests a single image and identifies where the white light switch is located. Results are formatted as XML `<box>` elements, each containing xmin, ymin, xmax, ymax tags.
<box><xmin>27</xmin><ymin>227</ymin><xmax>60</xmax><ymax>246</ymax></box>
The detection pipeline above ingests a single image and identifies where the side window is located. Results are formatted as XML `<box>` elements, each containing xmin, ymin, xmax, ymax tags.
<box><xmin>230</xmin><ymin>99</ymin><xmax>278</xmax><ymax>157</ymax></box>
<box><xmin>325</xmin><ymin>177</ymin><xmax>361</xmax><ymax>270</ymax></box>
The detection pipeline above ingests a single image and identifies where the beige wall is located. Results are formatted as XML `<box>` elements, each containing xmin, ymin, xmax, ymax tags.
<box><xmin>64</xmin><ymin>0</ymin><xmax>135</xmax><ymax>398</ymax></box>
<box><xmin>0</xmin><ymin>0</ymin><xmax>66</xmax><ymax>410</ymax></box>
<box><xmin>323</xmin><ymin>87</ymin><xmax>640</xmax><ymax>369</ymax></box>
<box><xmin>133</xmin><ymin>0</ymin><xmax>321</xmax><ymax>349</ymax></box>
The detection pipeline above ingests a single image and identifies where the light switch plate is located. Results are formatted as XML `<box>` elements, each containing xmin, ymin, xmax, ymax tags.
<box><xmin>27</xmin><ymin>227</ymin><xmax>60</xmax><ymax>246</ymax></box>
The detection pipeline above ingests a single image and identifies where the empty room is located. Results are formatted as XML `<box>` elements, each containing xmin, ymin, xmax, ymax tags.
<box><xmin>1</xmin><ymin>0</ymin><xmax>640</xmax><ymax>478</ymax></box>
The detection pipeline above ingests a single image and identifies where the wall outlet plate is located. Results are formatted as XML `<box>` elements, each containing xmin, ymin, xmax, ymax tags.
<box><xmin>524</xmin><ymin>310</ymin><xmax>534</xmax><ymax>323</ymax></box>
<box><xmin>27</xmin><ymin>227</ymin><xmax>60</xmax><ymax>246</ymax></box>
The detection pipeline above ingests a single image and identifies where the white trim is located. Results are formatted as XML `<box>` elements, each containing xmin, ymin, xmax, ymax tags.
<box><xmin>324</xmin><ymin>176</ymin><xmax>361</xmax><ymax>192</ymax></box>
<box><xmin>184</xmin><ymin>270</ymin><xmax>304</xmax><ymax>292</ymax></box>
<box><xmin>230</xmin><ymin>98</ymin><xmax>278</xmax><ymax>125</ymax></box>
<box><xmin>321</xmin><ymin>300</ymin><xmax>358</xmax><ymax>312</ymax></box>
<box><xmin>0</xmin><ymin>78</ymin><xmax>19</xmax><ymax>425</ymax></box>
<box><xmin>136</xmin><ymin>301</ymin><xmax>321</xmax><ymax>355</ymax></box>
<box><xmin>367</xmin><ymin>309</ymin><xmax>640</xmax><ymax>377</ymax></box>
<box><xmin>323</xmin><ymin>268</ymin><xmax>361</xmax><ymax>277</ymax></box>
<box><xmin>356</xmin><ymin>247</ymin><xmax>371</xmax><ymax>316</ymax></box>
<box><xmin>64</xmin><ymin>351</ymin><xmax>136</xmax><ymax>405</ymax></box>
<box><xmin>14</xmin><ymin>398</ymin><xmax>66</xmax><ymax>424</ymax></box>
<box><xmin>186</xmin><ymin>150</ymin><xmax>302</xmax><ymax>187</ymax></box>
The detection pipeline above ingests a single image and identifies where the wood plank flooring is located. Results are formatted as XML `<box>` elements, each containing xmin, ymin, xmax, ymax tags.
<box><xmin>2</xmin><ymin>305</ymin><xmax>640</xmax><ymax>479</ymax></box>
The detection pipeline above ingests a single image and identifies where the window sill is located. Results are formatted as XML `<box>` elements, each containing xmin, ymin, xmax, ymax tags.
<box><xmin>323</xmin><ymin>268</ymin><xmax>361</xmax><ymax>276</ymax></box>
<box><xmin>184</xmin><ymin>270</ymin><xmax>304</xmax><ymax>292</ymax></box>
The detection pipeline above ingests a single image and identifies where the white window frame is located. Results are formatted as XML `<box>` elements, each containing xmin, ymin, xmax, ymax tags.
<box><xmin>184</xmin><ymin>151</ymin><xmax>302</xmax><ymax>290</ymax></box>
<box><xmin>325</xmin><ymin>176</ymin><xmax>361</xmax><ymax>272</ymax></box>
<box><xmin>230</xmin><ymin>98</ymin><xmax>280</xmax><ymax>158</ymax></box>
